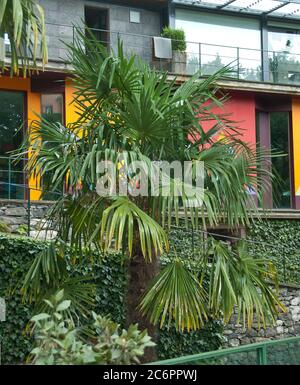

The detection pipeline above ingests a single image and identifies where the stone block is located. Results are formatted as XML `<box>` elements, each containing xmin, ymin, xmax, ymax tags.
<box><xmin>4</xmin><ymin>207</ymin><xmax>27</xmax><ymax>216</ymax></box>
<box><xmin>291</xmin><ymin>297</ymin><xmax>300</xmax><ymax>306</ymax></box>
<box><xmin>228</xmin><ymin>339</ymin><xmax>240</xmax><ymax>347</ymax></box>
<box><xmin>276</xmin><ymin>326</ymin><xmax>284</xmax><ymax>334</ymax></box>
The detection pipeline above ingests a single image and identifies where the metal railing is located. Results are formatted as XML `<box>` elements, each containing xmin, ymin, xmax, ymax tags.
<box><xmin>0</xmin><ymin>156</ymin><xmax>28</xmax><ymax>200</ymax></box>
<box><xmin>0</xmin><ymin>155</ymin><xmax>63</xmax><ymax>237</ymax></box>
<box><xmin>4</xmin><ymin>22</ymin><xmax>300</xmax><ymax>85</ymax></box>
<box><xmin>149</xmin><ymin>336</ymin><xmax>300</xmax><ymax>365</ymax></box>
<box><xmin>37</xmin><ymin>23</ymin><xmax>300</xmax><ymax>86</ymax></box>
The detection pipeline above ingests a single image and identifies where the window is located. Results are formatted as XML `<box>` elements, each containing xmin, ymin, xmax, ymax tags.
<box><xmin>270</xmin><ymin>112</ymin><xmax>292</xmax><ymax>208</ymax></box>
<box><xmin>256</xmin><ymin>109</ymin><xmax>292</xmax><ymax>209</ymax></box>
<box><xmin>41</xmin><ymin>94</ymin><xmax>64</xmax><ymax>124</ymax></box>
<box><xmin>85</xmin><ymin>7</ymin><xmax>109</xmax><ymax>47</ymax></box>
<box><xmin>175</xmin><ymin>9</ymin><xmax>261</xmax><ymax>79</ymax></box>
<box><xmin>0</xmin><ymin>91</ymin><xmax>25</xmax><ymax>199</ymax></box>
<box><xmin>268</xmin><ymin>28</ymin><xmax>300</xmax><ymax>84</ymax></box>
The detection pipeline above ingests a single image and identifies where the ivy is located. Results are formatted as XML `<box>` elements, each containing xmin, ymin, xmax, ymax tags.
<box><xmin>157</xmin><ymin>320</ymin><xmax>225</xmax><ymax>360</ymax></box>
<box><xmin>0</xmin><ymin>234</ymin><xmax>126</xmax><ymax>364</ymax></box>
<box><xmin>247</xmin><ymin>220</ymin><xmax>300</xmax><ymax>285</ymax></box>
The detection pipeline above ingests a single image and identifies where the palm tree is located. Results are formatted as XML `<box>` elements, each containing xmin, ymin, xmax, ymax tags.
<box><xmin>19</xmin><ymin>32</ymin><xmax>284</xmax><ymax>361</ymax></box>
<box><xmin>0</xmin><ymin>0</ymin><xmax>47</xmax><ymax>75</ymax></box>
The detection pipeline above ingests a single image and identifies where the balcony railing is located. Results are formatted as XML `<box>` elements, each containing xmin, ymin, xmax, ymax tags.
<box><xmin>5</xmin><ymin>22</ymin><xmax>300</xmax><ymax>86</ymax></box>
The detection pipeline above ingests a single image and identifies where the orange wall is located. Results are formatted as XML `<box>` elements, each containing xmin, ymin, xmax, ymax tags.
<box><xmin>292</xmin><ymin>98</ymin><xmax>300</xmax><ymax>208</ymax></box>
<box><xmin>65</xmin><ymin>79</ymin><xmax>77</xmax><ymax>125</ymax></box>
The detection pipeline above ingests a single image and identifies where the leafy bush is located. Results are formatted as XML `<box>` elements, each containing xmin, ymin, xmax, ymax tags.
<box><xmin>30</xmin><ymin>290</ymin><xmax>154</xmax><ymax>365</ymax></box>
<box><xmin>161</xmin><ymin>27</ymin><xmax>186</xmax><ymax>52</ymax></box>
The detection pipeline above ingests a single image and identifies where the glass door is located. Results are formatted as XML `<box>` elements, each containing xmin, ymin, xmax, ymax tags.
<box><xmin>0</xmin><ymin>90</ymin><xmax>25</xmax><ymax>199</ymax></box>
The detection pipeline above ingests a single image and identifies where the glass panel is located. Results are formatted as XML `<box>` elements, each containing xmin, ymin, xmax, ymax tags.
<box><xmin>175</xmin><ymin>9</ymin><xmax>261</xmax><ymax>78</ymax></box>
<box><xmin>268</xmin><ymin>29</ymin><xmax>300</xmax><ymax>84</ymax></box>
<box><xmin>267</xmin><ymin>340</ymin><xmax>300</xmax><ymax>365</ymax></box>
<box><xmin>41</xmin><ymin>94</ymin><xmax>64</xmax><ymax>124</ymax></box>
<box><xmin>0</xmin><ymin>91</ymin><xmax>24</xmax><ymax>199</ymax></box>
<box><xmin>270</xmin><ymin>112</ymin><xmax>291</xmax><ymax>208</ymax></box>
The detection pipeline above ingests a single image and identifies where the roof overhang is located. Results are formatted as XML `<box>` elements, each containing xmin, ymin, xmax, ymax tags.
<box><xmin>172</xmin><ymin>0</ymin><xmax>300</xmax><ymax>20</ymax></box>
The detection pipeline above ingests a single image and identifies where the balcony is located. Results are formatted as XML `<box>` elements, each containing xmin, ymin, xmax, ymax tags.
<box><xmin>4</xmin><ymin>23</ymin><xmax>300</xmax><ymax>89</ymax></box>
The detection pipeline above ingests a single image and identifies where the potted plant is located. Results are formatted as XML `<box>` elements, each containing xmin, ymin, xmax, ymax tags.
<box><xmin>161</xmin><ymin>27</ymin><xmax>187</xmax><ymax>75</ymax></box>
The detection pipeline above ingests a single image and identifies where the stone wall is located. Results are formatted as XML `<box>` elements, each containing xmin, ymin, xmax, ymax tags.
<box><xmin>224</xmin><ymin>285</ymin><xmax>300</xmax><ymax>347</ymax></box>
<box><xmin>39</xmin><ymin>0</ymin><xmax>162</xmax><ymax>63</ymax></box>
<box><xmin>0</xmin><ymin>200</ymin><xmax>55</xmax><ymax>240</ymax></box>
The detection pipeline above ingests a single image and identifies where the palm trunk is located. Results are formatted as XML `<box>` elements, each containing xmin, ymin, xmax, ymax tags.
<box><xmin>125</xmin><ymin>251</ymin><xmax>159</xmax><ymax>363</ymax></box>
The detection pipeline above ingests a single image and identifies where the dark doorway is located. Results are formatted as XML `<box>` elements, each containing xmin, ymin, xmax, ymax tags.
<box><xmin>85</xmin><ymin>7</ymin><xmax>109</xmax><ymax>47</ymax></box>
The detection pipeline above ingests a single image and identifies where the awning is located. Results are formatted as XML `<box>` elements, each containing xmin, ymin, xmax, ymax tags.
<box><xmin>173</xmin><ymin>0</ymin><xmax>300</xmax><ymax>20</ymax></box>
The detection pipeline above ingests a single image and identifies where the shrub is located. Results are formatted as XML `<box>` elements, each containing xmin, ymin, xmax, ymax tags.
<box><xmin>30</xmin><ymin>290</ymin><xmax>154</xmax><ymax>365</ymax></box>
<box><xmin>161</xmin><ymin>27</ymin><xmax>186</xmax><ymax>52</ymax></box>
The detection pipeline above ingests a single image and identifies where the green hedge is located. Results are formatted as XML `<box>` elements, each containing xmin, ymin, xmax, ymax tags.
<box><xmin>0</xmin><ymin>234</ymin><xmax>126</xmax><ymax>364</ymax></box>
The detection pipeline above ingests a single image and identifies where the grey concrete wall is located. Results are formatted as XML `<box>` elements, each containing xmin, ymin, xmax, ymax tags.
<box><xmin>39</xmin><ymin>0</ymin><xmax>84</xmax><ymax>62</ymax></box>
<box><xmin>39</xmin><ymin>0</ymin><xmax>162</xmax><ymax>64</ymax></box>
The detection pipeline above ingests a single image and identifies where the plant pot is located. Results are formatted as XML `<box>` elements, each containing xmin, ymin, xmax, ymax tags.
<box><xmin>172</xmin><ymin>51</ymin><xmax>187</xmax><ymax>75</ymax></box>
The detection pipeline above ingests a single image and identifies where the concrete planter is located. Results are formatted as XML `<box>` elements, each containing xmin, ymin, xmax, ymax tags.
<box><xmin>172</xmin><ymin>50</ymin><xmax>187</xmax><ymax>75</ymax></box>
<box><xmin>0</xmin><ymin>37</ymin><xmax>5</xmax><ymax>62</ymax></box>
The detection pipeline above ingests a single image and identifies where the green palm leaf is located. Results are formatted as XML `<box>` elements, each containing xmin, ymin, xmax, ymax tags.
<box><xmin>140</xmin><ymin>258</ymin><xmax>207</xmax><ymax>331</ymax></box>
<box><xmin>0</xmin><ymin>0</ymin><xmax>48</xmax><ymax>75</ymax></box>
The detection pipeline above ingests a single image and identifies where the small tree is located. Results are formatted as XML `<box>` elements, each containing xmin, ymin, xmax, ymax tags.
<box><xmin>19</xmin><ymin>32</ymin><xmax>284</xmax><ymax>362</ymax></box>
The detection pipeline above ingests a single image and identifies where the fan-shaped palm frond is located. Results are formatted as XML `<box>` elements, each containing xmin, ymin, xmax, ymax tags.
<box><xmin>140</xmin><ymin>258</ymin><xmax>207</xmax><ymax>331</ymax></box>
<box><xmin>207</xmin><ymin>239</ymin><xmax>285</xmax><ymax>328</ymax></box>
<box><xmin>101</xmin><ymin>197</ymin><xmax>169</xmax><ymax>261</ymax></box>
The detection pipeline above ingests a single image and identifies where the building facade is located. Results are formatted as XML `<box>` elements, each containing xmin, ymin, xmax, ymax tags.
<box><xmin>0</xmin><ymin>0</ymin><xmax>300</xmax><ymax>213</ymax></box>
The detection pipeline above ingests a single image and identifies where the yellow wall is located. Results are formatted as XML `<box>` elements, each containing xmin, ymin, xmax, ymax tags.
<box><xmin>292</xmin><ymin>98</ymin><xmax>300</xmax><ymax>206</ymax></box>
<box><xmin>0</xmin><ymin>76</ymin><xmax>41</xmax><ymax>200</ymax></box>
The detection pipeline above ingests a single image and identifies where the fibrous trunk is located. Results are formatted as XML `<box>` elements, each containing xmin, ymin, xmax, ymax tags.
<box><xmin>125</xmin><ymin>250</ymin><xmax>159</xmax><ymax>363</ymax></box>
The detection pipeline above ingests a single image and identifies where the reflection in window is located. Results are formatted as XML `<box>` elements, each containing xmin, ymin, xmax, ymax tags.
<box><xmin>175</xmin><ymin>9</ymin><xmax>261</xmax><ymax>79</ymax></box>
<box><xmin>271</xmin><ymin>112</ymin><xmax>291</xmax><ymax>208</ymax></box>
<box><xmin>268</xmin><ymin>29</ymin><xmax>300</xmax><ymax>84</ymax></box>
<box><xmin>41</xmin><ymin>94</ymin><xmax>64</xmax><ymax>124</ymax></box>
